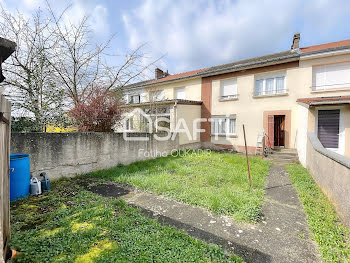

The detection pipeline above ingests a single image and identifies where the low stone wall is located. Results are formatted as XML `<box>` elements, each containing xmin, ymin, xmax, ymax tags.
<box><xmin>306</xmin><ymin>133</ymin><xmax>350</xmax><ymax>227</ymax></box>
<box><xmin>11</xmin><ymin>132</ymin><xmax>182</xmax><ymax>180</ymax></box>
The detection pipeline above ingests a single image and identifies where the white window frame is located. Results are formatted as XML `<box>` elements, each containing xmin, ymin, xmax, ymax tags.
<box><xmin>220</xmin><ymin>78</ymin><xmax>238</xmax><ymax>99</ymax></box>
<box><xmin>315</xmin><ymin>106</ymin><xmax>345</xmax><ymax>155</ymax></box>
<box><xmin>211</xmin><ymin>116</ymin><xmax>236</xmax><ymax>135</ymax></box>
<box><xmin>131</xmin><ymin>94</ymin><xmax>140</xmax><ymax>104</ymax></box>
<box><xmin>175</xmin><ymin>87</ymin><xmax>186</xmax><ymax>100</ymax></box>
<box><xmin>254</xmin><ymin>72</ymin><xmax>286</xmax><ymax>96</ymax></box>
<box><xmin>125</xmin><ymin>117</ymin><xmax>133</xmax><ymax>131</ymax></box>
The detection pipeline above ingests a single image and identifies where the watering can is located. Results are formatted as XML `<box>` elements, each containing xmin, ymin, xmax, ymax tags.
<box><xmin>30</xmin><ymin>177</ymin><xmax>42</xmax><ymax>195</ymax></box>
<box><xmin>40</xmin><ymin>172</ymin><xmax>51</xmax><ymax>192</ymax></box>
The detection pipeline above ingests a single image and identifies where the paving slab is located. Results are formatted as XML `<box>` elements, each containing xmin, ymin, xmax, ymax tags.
<box><xmin>87</xmin><ymin>164</ymin><xmax>320</xmax><ymax>263</ymax></box>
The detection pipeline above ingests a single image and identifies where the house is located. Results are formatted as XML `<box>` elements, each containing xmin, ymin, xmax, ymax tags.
<box><xmin>120</xmin><ymin>34</ymin><xmax>350</xmax><ymax>164</ymax></box>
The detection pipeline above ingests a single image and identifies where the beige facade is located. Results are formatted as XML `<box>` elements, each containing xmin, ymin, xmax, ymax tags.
<box><xmin>175</xmin><ymin>104</ymin><xmax>201</xmax><ymax>145</ymax></box>
<box><xmin>209</xmin><ymin>52</ymin><xmax>350</xmax><ymax>157</ymax></box>
<box><xmin>122</xmin><ymin>43</ymin><xmax>350</xmax><ymax>158</ymax></box>
<box><xmin>300</xmin><ymin>53</ymin><xmax>350</xmax><ymax>158</ymax></box>
<box><xmin>159</xmin><ymin>78</ymin><xmax>202</xmax><ymax>101</ymax></box>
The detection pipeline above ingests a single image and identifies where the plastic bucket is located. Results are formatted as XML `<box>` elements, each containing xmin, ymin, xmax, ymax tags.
<box><xmin>10</xmin><ymin>154</ymin><xmax>30</xmax><ymax>201</ymax></box>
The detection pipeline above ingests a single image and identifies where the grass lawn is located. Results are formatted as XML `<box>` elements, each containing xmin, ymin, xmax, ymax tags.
<box><xmin>88</xmin><ymin>151</ymin><xmax>271</xmax><ymax>222</ymax></box>
<box><xmin>287</xmin><ymin>164</ymin><xmax>350</xmax><ymax>263</ymax></box>
<box><xmin>10</xmin><ymin>178</ymin><xmax>242</xmax><ymax>263</ymax></box>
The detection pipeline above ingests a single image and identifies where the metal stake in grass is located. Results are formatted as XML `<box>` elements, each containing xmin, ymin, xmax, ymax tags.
<box><xmin>243</xmin><ymin>124</ymin><xmax>252</xmax><ymax>188</ymax></box>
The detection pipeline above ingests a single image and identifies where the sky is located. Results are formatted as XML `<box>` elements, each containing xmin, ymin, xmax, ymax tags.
<box><xmin>3</xmin><ymin>0</ymin><xmax>350</xmax><ymax>79</ymax></box>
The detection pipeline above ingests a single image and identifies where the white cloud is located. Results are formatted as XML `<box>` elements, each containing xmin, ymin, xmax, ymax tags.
<box><xmin>123</xmin><ymin>0</ymin><xmax>350</xmax><ymax>72</ymax></box>
<box><xmin>21</xmin><ymin>0</ymin><xmax>44</xmax><ymax>10</ymax></box>
<box><xmin>61</xmin><ymin>0</ymin><xmax>109</xmax><ymax>36</ymax></box>
<box><xmin>8</xmin><ymin>0</ymin><xmax>110</xmax><ymax>36</ymax></box>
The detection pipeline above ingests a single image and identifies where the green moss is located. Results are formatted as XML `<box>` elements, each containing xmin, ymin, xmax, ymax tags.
<box><xmin>287</xmin><ymin>164</ymin><xmax>350</xmax><ymax>262</ymax></box>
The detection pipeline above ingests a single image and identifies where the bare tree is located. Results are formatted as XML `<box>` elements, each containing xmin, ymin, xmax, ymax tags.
<box><xmin>0</xmin><ymin>8</ymin><xmax>66</xmax><ymax>131</ymax></box>
<box><xmin>0</xmin><ymin>1</ymin><xmax>162</xmax><ymax>132</ymax></box>
<box><xmin>46</xmin><ymin>2</ymin><xmax>161</xmax><ymax>106</ymax></box>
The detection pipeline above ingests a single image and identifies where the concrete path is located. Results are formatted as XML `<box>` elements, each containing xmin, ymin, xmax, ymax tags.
<box><xmin>87</xmin><ymin>164</ymin><xmax>320</xmax><ymax>263</ymax></box>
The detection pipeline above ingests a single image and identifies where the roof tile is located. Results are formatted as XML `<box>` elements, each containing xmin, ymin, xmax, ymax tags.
<box><xmin>300</xmin><ymin>39</ymin><xmax>350</xmax><ymax>53</ymax></box>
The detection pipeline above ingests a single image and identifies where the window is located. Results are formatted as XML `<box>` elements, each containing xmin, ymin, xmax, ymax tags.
<box><xmin>265</xmin><ymin>78</ymin><xmax>274</xmax><ymax>94</ymax></box>
<box><xmin>254</xmin><ymin>73</ymin><xmax>286</xmax><ymax>96</ymax></box>
<box><xmin>313</xmin><ymin>62</ymin><xmax>350</xmax><ymax>90</ymax></box>
<box><xmin>148</xmin><ymin>106</ymin><xmax>170</xmax><ymax>132</ymax></box>
<box><xmin>150</xmin><ymin>90</ymin><xmax>165</xmax><ymax>101</ymax></box>
<box><xmin>126</xmin><ymin>117</ymin><xmax>133</xmax><ymax>130</ymax></box>
<box><xmin>129</xmin><ymin>95</ymin><xmax>140</xmax><ymax>104</ymax></box>
<box><xmin>175</xmin><ymin>87</ymin><xmax>186</xmax><ymax>99</ymax></box>
<box><xmin>211</xmin><ymin>117</ymin><xmax>236</xmax><ymax>135</ymax></box>
<box><xmin>221</xmin><ymin>79</ymin><xmax>237</xmax><ymax>99</ymax></box>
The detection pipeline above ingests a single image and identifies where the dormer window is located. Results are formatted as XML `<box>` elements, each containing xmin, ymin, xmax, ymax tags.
<box><xmin>220</xmin><ymin>78</ymin><xmax>237</xmax><ymax>99</ymax></box>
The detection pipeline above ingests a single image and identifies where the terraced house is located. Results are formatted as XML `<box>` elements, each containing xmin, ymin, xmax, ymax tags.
<box><xmin>120</xmin><ymin>33</ymin><xmax>350</xmax><ymax>165</ymax></box>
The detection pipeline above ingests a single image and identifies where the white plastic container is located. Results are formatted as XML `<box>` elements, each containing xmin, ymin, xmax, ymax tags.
<box><xmin>30</xmin><ymin>177</ymin><xmax>42</xmax><ymax>195</ymax></box>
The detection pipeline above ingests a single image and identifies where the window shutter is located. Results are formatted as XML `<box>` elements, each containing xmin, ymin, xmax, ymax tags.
<box><xmin>175</xmin><ymin>88</ymin><xmax>186</xmax><ymax>99</ymax></box>
<box><xmin>313</xmin><ymin>62</ymin><xmax>350</xmax><ymax>90</ymax></box>
<box><xmin>221</xmin><ymin>79</ymin><xmax>237</xmax><ymax>97</ymax></box>
<box><xmin>318</xmin><ymin>110</ymin><xmax>340</xmax><ymax>148</ymax></box>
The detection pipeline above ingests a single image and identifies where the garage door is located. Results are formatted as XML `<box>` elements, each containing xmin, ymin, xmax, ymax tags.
<box><xmin>317</xmin><ymin>110</ymin><xmax>340</xmax><ymax>148</ymax></box>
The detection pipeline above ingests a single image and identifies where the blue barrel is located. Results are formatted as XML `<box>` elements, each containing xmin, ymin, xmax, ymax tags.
<box><xmin>10</xmin><ymin>154</ymin><xmax>30</xmax><ymax>201</ymax></box>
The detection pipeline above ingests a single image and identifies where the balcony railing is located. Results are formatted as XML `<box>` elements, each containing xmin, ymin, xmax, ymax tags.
<box><xmin>253</xmin><ymin>89</ymin><xmax>288</xmax><ymax>97</ymax></box>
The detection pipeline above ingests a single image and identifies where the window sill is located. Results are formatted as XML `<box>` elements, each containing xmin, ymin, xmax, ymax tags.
<box><xmin>253</xmin><ymin>93</ymin><xmax>288</xmax><ymax>99</ymax></box>
<box><xmin>211</xmin><ymin>134</ymin><xmax>237</xmax><ymax>138</ymax></box>
<box><xmin>311</xmin><ymin>87</ymin><xmax>350</xmax><ymax>94</ymax></box>
<box><xmin>219</xmin><ymin>97</ymin><xmax>238</xmax><ymax>102</ymax></box>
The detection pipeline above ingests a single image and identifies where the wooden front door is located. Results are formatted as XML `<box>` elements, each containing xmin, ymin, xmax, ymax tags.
<box><xmin>274</xmin><ymin>115</ymin><xmax>285</xmax><ymax>147</ymax></box>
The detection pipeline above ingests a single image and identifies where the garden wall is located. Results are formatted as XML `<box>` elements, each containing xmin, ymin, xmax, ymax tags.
<box><xmin>10</xmin><ymin>132</ymin><xmax>192</xmax><ymax>180</ymax></box>
<box><xmin>306</xmin><ymin>133</ymin><xmax>350</xmax><ymax>227</ymax></box>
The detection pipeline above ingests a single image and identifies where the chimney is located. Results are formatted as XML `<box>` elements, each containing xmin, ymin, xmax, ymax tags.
<box><xmin>291</xmin><ymin>33</ymin><xmax>300</xmax><ymax>50</ymax></box>
<box><xmin>155</xmin><ymin>68</ymin><xmax>164</xmax><ymax>79</ymax></box>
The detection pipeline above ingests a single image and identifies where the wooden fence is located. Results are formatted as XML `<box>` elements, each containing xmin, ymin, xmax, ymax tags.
<box><xmin>0</xmin><ymin>95</ymin><xmax>11</xmax><ymax>262</ymax></box>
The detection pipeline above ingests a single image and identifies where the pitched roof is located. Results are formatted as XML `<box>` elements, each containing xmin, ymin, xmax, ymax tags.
<box><xmin>198</xmin><ymin>50</ymin><xmax>300</xmax><ymax>76</ymax></box>
<box><xmin>121</xmin><ymin>99</ymin><xmax>202</xmax><ymax>108</ymax></box>
<box><xmin>124</xmin><ymin>38</ymin><xmax>350</xmax><ymax>90</ymax></box>
<box><xmin>297</xmin><ymin>96</ymin><xmax>350</xmax><ymax>106</ymax></box>
<box><xmin>150</xmin><ymin>68</ymin><xmax>207</xmax><ymax>84</ymax></box>
<box><xmin>300</xmin><ymin>39</ymin><xmax>350</xmax><ymax>53</ymax></box>
<box><xmin>124</xmin><ymin>68</ymin><xmax>207</xmax><ymax>89</ymax></box>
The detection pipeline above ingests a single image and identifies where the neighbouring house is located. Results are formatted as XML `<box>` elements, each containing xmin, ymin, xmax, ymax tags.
<box><xmin>120</xmin><ymin>34</ymin><xmax>350</xmax><ymax>162</ymax></box>
<box><xmin>117</xmin><ymin>68</ymin><xmax>206</xmax><ymax>145</ymax></box>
